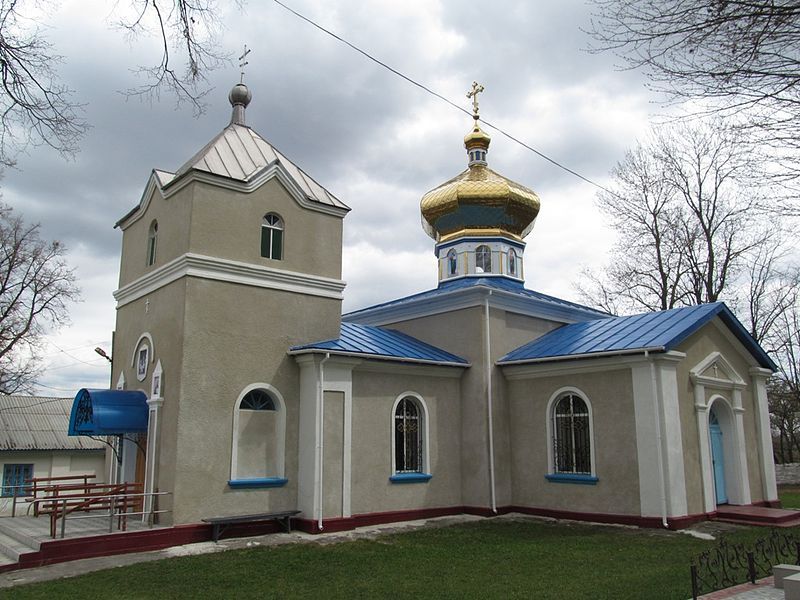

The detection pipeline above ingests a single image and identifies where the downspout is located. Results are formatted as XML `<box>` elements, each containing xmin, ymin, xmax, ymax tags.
<box><xmin>645</xmin><ymin>350</ymin><xmax>669</xmax><ymax>529</ymax></box>
<box><xmin>485</xmin><ymin>291</ymin><xmax>497</xmax><ymax>514</ymax></box>
<box><xmin>317</xmin><ymin>352</ymin><xmax>330</xmax><ymax>531</ymax></box>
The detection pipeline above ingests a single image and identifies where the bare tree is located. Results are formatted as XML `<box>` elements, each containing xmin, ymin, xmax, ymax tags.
<box><xmin>768</xmin><ymin>299</ymin><xmax>800</xmax><ymax>462</ymax></box>
<box><xmin>0</xmin><ymin>0</ymin><xmax>228</xmax><ymax>167</ymax></box>
<box><xmin>586</xmin><ymin>0</ymin><xmax>800</xmax><ymax>186</ymax></box>
<box><xmin>0</xmin><ymin>203</ymin><xmax>79</xmax><ymax>393</ymax></box>
<box><xmin>578</xmin><ymin>122</ymin><xmax>773</xmax><ymax>317</ymax></box>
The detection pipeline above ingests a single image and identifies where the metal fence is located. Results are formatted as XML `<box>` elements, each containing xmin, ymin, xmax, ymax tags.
<box><xmin>690</xmin><ymin>529</ymin><xmax>800</xmax><ymax>598</ymax></box>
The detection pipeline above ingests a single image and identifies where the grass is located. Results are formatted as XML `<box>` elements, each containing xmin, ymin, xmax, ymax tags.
<box><xmin>1</xmin><ymin>518</ymin><xmax>781</xmax><ymax>600</ymax></box>
<box><xmin>780</xmin><ymin>485</ymin><xmax>800</xmax><ymax>509</ymax></box>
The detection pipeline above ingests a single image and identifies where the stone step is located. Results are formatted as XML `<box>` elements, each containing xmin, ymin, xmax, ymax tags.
<box><xmin>0</xmin><ymin>520</ymin><xmax>40</xmax><ymax>550</ymax></box>
<box><xmin>0</xmin><ymin>529</ymin><xmax>36</xmax><ymax>563</ymax></box>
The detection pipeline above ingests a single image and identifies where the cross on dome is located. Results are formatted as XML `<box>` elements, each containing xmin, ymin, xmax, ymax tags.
<box><xmin>466</xmin><ymin>81</ymin><xmax>485</xmax><ymax>119</ymax></box>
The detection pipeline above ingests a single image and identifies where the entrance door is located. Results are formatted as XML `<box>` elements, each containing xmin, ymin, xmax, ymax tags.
<box><xmin>709</xmin><ymin>410</ymin><xmax>727</xmax><ymax>505</ymax></box>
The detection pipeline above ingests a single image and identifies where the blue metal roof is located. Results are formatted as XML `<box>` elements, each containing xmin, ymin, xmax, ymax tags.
<box><xmin>499</xmin><ymin>302</ymin><xmax>777</xmax><ymax>370</ymax></box>
<box><xmin>68</xmin><ymin>389</ymin><xmax>149</xmax><ymax>436</ymax></box>
<box><xmin>344</xmin><ymin>276</ymin><xmax>608</xmax><ymax>321</ymax></box>
<box><xmin>289</xmin><ymin>322</ymin><xmax>469</xmax><ymax>366</ymax></box>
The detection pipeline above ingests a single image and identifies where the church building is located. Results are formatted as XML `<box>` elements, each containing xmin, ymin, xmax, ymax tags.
<box><xmin>71</xmin><ymin>80</ymin><xmax>779</xmax><ymax>534</ymax></box>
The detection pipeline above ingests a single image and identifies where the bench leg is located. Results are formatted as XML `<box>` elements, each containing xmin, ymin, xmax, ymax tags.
<box><xmin>211</xmin><ymin>524</ymin><xmax>220</xmax><ymax>543</ymax></box>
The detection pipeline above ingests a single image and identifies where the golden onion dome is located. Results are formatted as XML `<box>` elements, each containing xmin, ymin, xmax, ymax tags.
<box><xmin>421</xmin><ymin>119</ymin><xmax>540</xmax><ymax>242</ymax></box>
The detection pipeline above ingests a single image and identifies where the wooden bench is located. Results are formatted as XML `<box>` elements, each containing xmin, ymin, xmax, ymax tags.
<box><xmin>202</xmin><ymin>510</ymin><xmax>301</xmax><ymax>542</ymax></box>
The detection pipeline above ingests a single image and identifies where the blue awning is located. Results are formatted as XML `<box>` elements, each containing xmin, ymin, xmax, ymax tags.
<box><xmin>68</xmin><ymin>389</ymin><xmax>149</xmax><ymax>436</ymax></box>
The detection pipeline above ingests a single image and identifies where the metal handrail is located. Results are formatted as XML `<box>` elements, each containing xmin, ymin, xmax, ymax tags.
<box><xmin>31</xmin><ymin>491</ymin><xmax>171</xmax><ymax>538</ymax></box>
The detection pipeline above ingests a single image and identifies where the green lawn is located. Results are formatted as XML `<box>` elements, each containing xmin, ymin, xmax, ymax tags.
<box><xmin>780</xmin><ymin>485</ymin><xmax>800</xmax><ymax>509</ymax></box>
<box><xmin>2</xmin><ymin>518</ymin><xmax>779</xmax><ymax>600</ymax></box>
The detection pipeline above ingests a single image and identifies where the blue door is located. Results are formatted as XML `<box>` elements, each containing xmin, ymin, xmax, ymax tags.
<box><xmin>709</xmin><ymin>416</ymin><xmax>727</xmax><ymax>505</ymax></box>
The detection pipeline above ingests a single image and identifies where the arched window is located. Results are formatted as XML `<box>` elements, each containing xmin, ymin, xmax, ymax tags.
<box><xmin>447</xmin><ymin>249</ymin><xmax>457</xmax><ymax>277</ymax></box>
<box><xmin>551</xmin><ymin>393</ymin><xmax>591</xmax><ymax>475</ymax></box>
<box><xmin>147</xmin><ymin>221</ymin><xmax>158</xmax><ymax>266</ymax></box>
<box><xmin>261</xmin><ymin>213</ymin><xmax>283</xmax><ymax>260</ymax></box>
<box><xmin>230</xmin><ymin>385</ymin><xmax>287</xmax><ymax>487</ymax></box>
<box><xmin>475</xmin><ymin>245</ymin><xmax>491</xmax><ymax>273</ymax></box>
<box><xmin>394</xmin><ymin>396</ymin><xmax>423</xmax><ymax>473</ymax></box>
<box><xmin>508</xmin><ymin>248</ymin><xmax>517</xmax><ymax>276</ymax></box>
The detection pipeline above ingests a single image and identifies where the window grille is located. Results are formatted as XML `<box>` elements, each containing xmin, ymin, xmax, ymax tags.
<box><xmin>261</xmin><ymin>213</ymin><xmax>284</xmax><ymax>260</ymax></box>
<box><xmin>2</xmin><ymin>464</ymin><xmax>33</xmax><ymax>497</ymax></box>
<box><xmin>552</xmin><ymin>394</ymin><xmax>591</xmax><ymax>474</ymax></box>
<box><xmin>394</xmin><ymin>397</ymin><xmax>422</xmax><ymax>473</ymax></box>
<box><xmin>240</xmin><ymin>389</ymin><xmax>276</xmax><ymax>411</ymax></box>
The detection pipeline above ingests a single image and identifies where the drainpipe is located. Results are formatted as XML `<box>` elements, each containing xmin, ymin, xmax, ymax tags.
<box><xmin>317</xmin><ymin>352</ymin><xmax>330</xmax><ymax>531</ymax></box>
<box><xmin>646</xmin><ymin>350</ymin><xmax>669</xmax><ymax>529</ymax></box>
<box><xmin>484</xmin><ymin>291</ymin><xmax>497</xmax><ymax>514</ymax></box>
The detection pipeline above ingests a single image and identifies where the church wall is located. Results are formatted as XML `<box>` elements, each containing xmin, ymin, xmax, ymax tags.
<box><xmin>349</xmin><ymin>369</ymin><xmax>462</xmax><ymax>515</ymax></box>
<box><xmin>188</xmin><ymin>179</ymin><xmax>343</xmax><ymax>280</ymax></box>
<box><xmin>506</xmin><ymin>368</ymin><xmax>641</xmax><ymax>516</ymax></box>
<box><xmin>168</xmin><ymin>277</ymin><xmax>342</xmax><ymax>524</ymax></box>
<box><xmin>112</xmin><ymin>280</ymin><xmax>189</xmax><ymax>523</ymax></box>
<box><xmin>118</xmin><ymin>184</ymin><xmax>194</xmax><ymax>287</ymax></box>
<box><xmin>676</xmin><ymin>323</ymin><xmax>766</xmax><ymax>512</ymax></box>
<box><xmin>385</xmin><ymin>304</ymin><xmax>560</xmax><ymax>510</ymax></box>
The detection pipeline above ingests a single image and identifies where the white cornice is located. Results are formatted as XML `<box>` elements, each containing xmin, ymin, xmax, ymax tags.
<box><xmin>502</xmin><ymin>351</ymin><xmax>685</xmax><ymax>380</ymax></box>
<box><xmin>114</xmin><ymin>252</ymin><xmax>346</xmax><ymax>307</ymax></box>
<box><xmin>344</xmin><ymin>284</ymin><xmax>604</xmax><ymax>327</ymax></box>
<box><xmin>117</xmin><ymin>163</ymin><xmax>348</xmax><ymax>230</ymax></box>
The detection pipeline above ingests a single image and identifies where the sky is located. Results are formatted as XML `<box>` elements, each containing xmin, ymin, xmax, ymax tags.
<box><xmin>2</xmin><ymin>0</ymin><xmax>658</xmax><ymax>395</ymax></box>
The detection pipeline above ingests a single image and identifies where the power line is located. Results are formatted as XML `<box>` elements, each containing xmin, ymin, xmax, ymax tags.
<box><xmin>271</xmin><ymin>0</ymin><xmax>612</xmax><ymax>193</ymax></box>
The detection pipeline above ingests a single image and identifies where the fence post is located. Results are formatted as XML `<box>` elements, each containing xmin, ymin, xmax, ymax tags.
<box><xmin>746</xmin><ymin>551</ymin><xmax>756</xmax><ymax>584</ymax></box>
<box><xmin>796</xmin><ymin>541</ymin><xmax>800</xmax><ymax>565</ymax></box>
<box><xmin>690</xmin><ymin>564</ymin><xmax>699</xmax><ymax>600</ymax></box>
<box><xmin>60</xmin><ymin>499</ymin><xmax>67</xmax><ymax>539</ymax></box>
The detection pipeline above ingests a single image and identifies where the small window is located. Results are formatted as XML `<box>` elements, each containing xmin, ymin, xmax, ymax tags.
<box><xmin>552</xmin><ymin>394</ymin><xmax>591</xmax><ymax>475</ymax></box>
<box><xmin>508</xmin><ymin>249</ymin><xmax>517</xmax><ymax>276</ymax></box>
<box><xmin>447</xmin><ymin>249</ymin><xmax>457</xmax><ymax>277</ymax></box>
<box><xmin>240</xmin><ymin>389</ymin><xmax>276</xmax><ymax>411</ymax></box>
<box><xmin>2</xmin><ymin>464</ymin><xmax>33</xmax><ymax>497</ymax></box>
<box><xmin>147</xmin><ymin>221</ymin><xmax>158</xmax><ymax>266</ymax></box>
<box><xmin>394</xmin><ymin>397</ymin><xmax>423</xmax><ymax>473</ymax></box>
<box><xmin>261</xmin><ymin>213</ymin><xmax>284</xmax><ymax>260</ymax></box>
<box><xmin>475</xmin><ymin>245</ymin><xmax>491</xmax><ymax>273</ymax></box>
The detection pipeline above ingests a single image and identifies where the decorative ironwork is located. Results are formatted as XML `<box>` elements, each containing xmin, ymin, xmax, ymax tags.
<box><xmin>395</xmin><ymin>397</ymin><xmax>422</xmax><ymax>473</ymax></box>
<box><xmin>552</xmin><ymin>394</ymin><xmax>591</xmax><ymax>474</ymax></box>
<box><xmin>74</xmin><ymin>390</ymin><xmax>94</xmax><ymax>428</ymax></box>
<box><xmin>240</xmin><ymin>389</ymin><xmax>276</xmax><ymax>411</ymax></box>
<box><xmin>690</xmin><ymin>530</ymin><xmax>800</xmax><ymax>598</ymax></box>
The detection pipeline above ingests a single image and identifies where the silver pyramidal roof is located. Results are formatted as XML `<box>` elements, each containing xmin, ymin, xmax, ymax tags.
<box><xmin>0</xmin><ymin>396</ymin><xmax>106</xmax><ymax>451</ymax></box>
<box><xmin>170</xmin><ymin>122</ymin><xmax>348</xmax><ymax>211</ymax></box>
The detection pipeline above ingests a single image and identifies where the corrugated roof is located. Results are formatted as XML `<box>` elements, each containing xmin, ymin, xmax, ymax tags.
<box><xmin>344</xmin><ymin>276</ymin><xmax>608</xmax><ymax>321</ymax></box>
<box><xmin>499</xmin><ymin>302</ymin><xmax>777</xmax><ymax>369</ymax></box>
<box><xmin>0</xmin><ymin>396</ymin><xmax>106</xmax><ymax>451</ymax></box>
<box><xmin>171</xmin><ymin>124</ymin><xmax>348</xmax><ymax>211</ymax></box>
<box><xmin>289</xmin><ymin>322</ymin><xmax>469</xmax><ymax>366</ymax></box>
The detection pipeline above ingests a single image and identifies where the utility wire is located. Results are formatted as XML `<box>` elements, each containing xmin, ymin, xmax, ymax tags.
<box><xmin>271</xmin><ymin>0</ymin><xmax>612</xmax><ymax>193</ymax></box>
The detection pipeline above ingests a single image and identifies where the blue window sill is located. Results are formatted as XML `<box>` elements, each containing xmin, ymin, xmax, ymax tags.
<box><xmin>228</xmin><ymin>477</ymin><xmax>288</xmax><ymax>489</ymax></box>
<box><xmin>545</xmin><ymin>473</ymin><xmax>598</xmax><ymax>485</ymax></box>
<box><xmin>390</xmin><ymin>473</ymin><xmax>433</xmax><ymax>484</ymax></box>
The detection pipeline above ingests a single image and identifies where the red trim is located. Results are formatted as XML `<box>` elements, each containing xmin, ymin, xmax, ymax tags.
<box><xmin>505</xmin><ymin>505</ymin><xmax>709</xmax><ymax>530</ymax></box>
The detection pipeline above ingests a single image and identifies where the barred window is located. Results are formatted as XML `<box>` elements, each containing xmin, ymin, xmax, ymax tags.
<box><xmin>2</xmin><ymin>464</ymin><xmax>33</xmax><ymax>497</ymax></box>
<box><xmin>394</xmin><ymin>397</ymin><xmax>423</xmax><ymax>473</ymax></box>
<box><xmin>552</xmin><ymin>394</ymin><xmax>591</xmax><ymax>475</ymax></box>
